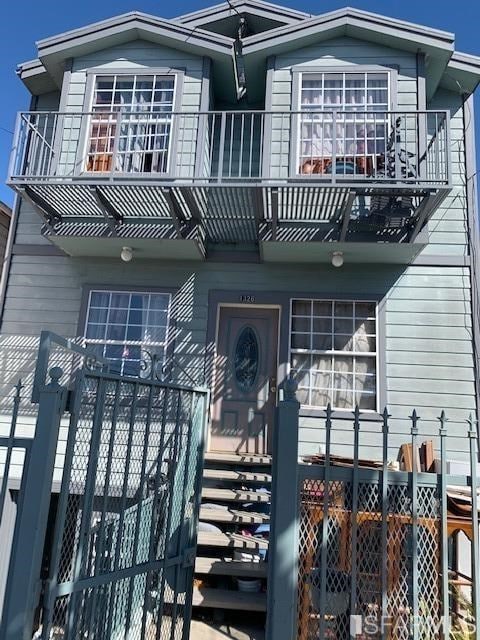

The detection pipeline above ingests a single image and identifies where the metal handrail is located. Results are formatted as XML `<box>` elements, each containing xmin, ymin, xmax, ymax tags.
<box><xmin>9</xmin><ymin>109</ymin><xmax>451</xmax><ymax>187</ymax></box>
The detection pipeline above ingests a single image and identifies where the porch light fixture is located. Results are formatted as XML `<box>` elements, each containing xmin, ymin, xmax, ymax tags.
<box><xmin>120</xmin><ymin>246</ymin><xmax>133</xmax><ymax>262</ymax></box>
<box><xmin>331</xmin><ymin>251</ymin><xmax>344</xmax><ymax>268</ymax></box>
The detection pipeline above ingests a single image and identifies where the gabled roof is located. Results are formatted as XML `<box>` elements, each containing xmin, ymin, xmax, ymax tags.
<box><xmin>16</xmin><ymin>2</ymin><xmax>480</xmax><ymax>101</ymax></box>
<box><xmin>176</xmin><ymin>0</ymin><xmax>311</xmax><ymax>35</ymax></box>
<box><xmin>242</xmin><ymin>6</ymin><xmax>455</xmax><ymax>51</ymax></box>
<box><xmin>24</xmin><ymin>11</ymin><xmax>233</xmax><ymax>90</ymax></box>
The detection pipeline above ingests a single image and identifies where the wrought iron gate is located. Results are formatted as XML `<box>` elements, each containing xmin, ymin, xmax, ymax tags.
<box><xmin>0</xmin><ymin>332</ymin><xmax>209</xmax><ymax>640</ymax></box>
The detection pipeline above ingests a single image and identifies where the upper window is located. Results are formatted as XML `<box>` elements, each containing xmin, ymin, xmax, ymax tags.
<box><xmin>84</xmin><ymin>290</ymin><xmax>171</xmax><ymax>377</ymax></box>
<box><xmin>289</xmin><ymin>299</ymin><xmax>377</xmax><ymax>411</ymax></box>
<box><xmin>86</xmin><ymin>74</ymin><xmax>176</xmax><ymax>174</ymax></box>
<box><xmin>298</xmin><ymin>71</ymin><xmax>390</xmax><ymax>176</ymax></box>
<box><xmin>300</xmin><ymin>72</ymin><xmax>389</xmax><ymax>111</ymax></box>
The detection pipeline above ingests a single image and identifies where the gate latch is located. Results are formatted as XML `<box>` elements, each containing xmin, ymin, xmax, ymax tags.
<box><xmin>183</xmin><ymin>547</ymin><xmax>196</xmax><ymax>568</ymax></box>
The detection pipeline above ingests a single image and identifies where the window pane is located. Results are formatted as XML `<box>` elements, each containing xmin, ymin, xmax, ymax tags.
<box><xmin>354</xmin><ymin>333</ymin><xmax>375</xmax><ymax>353</ymax></box>
<box><xmin>110</xmin><ymin>293</ymin><xmax>130</xmax><ymax>309</ymax></box>
<box><xmin>311</xmin><ymin>355</ymin><xmax>332</xmax><ymax>371</ymax></box>
<box><xmin>292</xmin><ymin>317</ymin><xmax>310</xmax><ymax>332</ymax></box>
<box><xmin>86</xmin><ymin>324</ymin><xmax>106</xmax><ymax>340</ymax></box>
<box><xmin>90</xmin><ymin>291</ymin><xmax>110</xmax><ymax>307</ymax></box>
<box><xmin>145</xmin><ymin>326</ymin><xmax>167</xmax><ymax>343</ymax></box>
<box><xmin>334</xmin><ymin>318</ymin><xmax>353</xmax><ymax>334</ymax></box>
<box><xmin>313</xmin><ymin>301</ymin><xmax>332</xmax><ymax>316</ymax></box>
<box><xmin>312</xmin><ymin>370</ymin><xmax>332</xmax><ymax>389</ymax></box>
<box><xmin>106</xmin><ymin>324</ymin><xmax>126</xmax><ymax>341</ymax></box>
<box><xmin>292</xmin><ymin>300</ymin><xmax>311</xmax><ymax>316</ymax></box>
<box><xmin>355</xmin><ymin>318</ymin><xmax>376</xmax><ymax>335</ymax></box>
<box><xmin>126</xmin><ymin>324</ymin><xmax>143</xmax><ymax>341</ymax></box>
<box><xmin>334</xmin><ymin>334</ymin><xmax>353</xmax><ymax>351</ymax></box>
<box><xmin>88</xmin><ymin>308</ymin><xmax>108</xmax><ymax>324</ymax></box>
<box><xmin>312</xmin><ymin>334</ymin><xmax>332</xmax><ymax>350</ymax></box>
<box><xmin>334</xmin><ymin>301</ymin><xmax>354</xmax><ymax>317</ymax></box>
<box><xmin>355</xmin><ymin>302</ymin><xmax>376</xmax><ymax>318</ymax></box>
<box><xmin>291</xmin><ymin>333</ymin><xmax>310</xmax><ymax>349</ymax></box>
<box><xmin>313</xmin><ymin>318</ymin><xmax>331</xmax><ymax>333</ymax></box>
<box><xmin>357</xmin><ymin>393</ymin><xmax>376</xmax><ymax>411</ymax></box>
<box><xmin>291</xmin><ymin>353</ymin><xmax>309</xmax><ymax>369</ymax></box>
<box><xmin>149</xmin><ymin>294</ymin><xmax>170</xmax><ymax>310</ymax></box>
<box><xmin>311</xmin><ymin>389</ymin><xmax>331</xmax><ymax>407</ymax></box>
<box><xmin>108</xmin><ymin>308</ymin><xmax>128</xmax><ymax>325</ymax></box>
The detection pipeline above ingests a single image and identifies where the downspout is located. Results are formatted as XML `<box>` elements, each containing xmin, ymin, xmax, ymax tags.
<box><xmin>0</xmin><ymin>95</ymin><xmax>37</xmax><ymax>328</ymax></box>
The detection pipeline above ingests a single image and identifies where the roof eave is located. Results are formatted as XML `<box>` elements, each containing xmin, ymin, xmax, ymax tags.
<box><xmin>37</xmin><ymin>15</ymin><xmax>233</xmax><ymax>59</ymax></box>
<box><xmin>17</xmin><ymin>58</ymin><xmax>60</xmax><ymax>94</ymax></box>
<box><xmin>440</xmin><ymin>52</ymin><xmax>480</xmax><ymax>95</ymax></box>
<box><xmin>242</xmin><ymin>11</ymin><xmax>455</xmax><ymax>53</ymax></box>
<box><xmin>176</xmin><ymin>0</ymin><xmax>310</xmax><ymax>27</ymax></box>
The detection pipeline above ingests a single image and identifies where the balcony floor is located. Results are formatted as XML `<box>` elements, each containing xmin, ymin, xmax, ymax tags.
<box><xmin>12</xmin><ymin>180</ymin><xmax>450</xmax><ymax>262</ymax></box>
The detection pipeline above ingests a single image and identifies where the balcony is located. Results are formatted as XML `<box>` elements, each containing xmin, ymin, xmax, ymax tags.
<box><xmin>8</xmin><ymin>109</ymin><xmax>451</xmax><ymax>261</ymax></box>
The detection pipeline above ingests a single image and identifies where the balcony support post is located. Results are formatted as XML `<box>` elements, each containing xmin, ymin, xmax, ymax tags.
<box><xmin>162</xmin><ymin>187</ymin><xmax>187</xmax><ymax>238</ymax></box>
<box><xmin>90</xmin><ymin>186</ymin><xmax>123</xmax><ymax>234</ymax></box>
<box><xmin>16</xmin><ymin>186</ymin><xmax>61</xmax><ymax>229</ymax></box>
<box><xmin>339</xmin><ymin>190</ymin><xmax>356</xmax><ymax>241</ymax></box>
<box><xmin>270</xmin><ymin>187</ymin><xmax>279</xmax><ymax>241</ymax></box>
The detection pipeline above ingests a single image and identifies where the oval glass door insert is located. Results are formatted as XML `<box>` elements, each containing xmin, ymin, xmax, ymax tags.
<box><xmin>234</xmin><ymin>326</ymin><xmax>259</xmax><ymax>392</ymax></box>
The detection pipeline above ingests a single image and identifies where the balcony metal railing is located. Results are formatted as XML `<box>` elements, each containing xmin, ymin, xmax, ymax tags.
<box><xmin>9</xmin><ymin>109</ymin><xmax>450</xmax><ymax>187</ymax></box>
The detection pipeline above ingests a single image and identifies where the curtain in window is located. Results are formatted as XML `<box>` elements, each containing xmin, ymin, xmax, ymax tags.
<box><xmin>299</xmin><ymin>73</ymin><xmax>389</xmax><ymax>174</ymax></box>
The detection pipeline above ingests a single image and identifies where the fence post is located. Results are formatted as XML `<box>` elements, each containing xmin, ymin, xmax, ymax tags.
<box><xmin>267</xmin><ymin>376</ymin><xmax>300</xmax><ymax>640</ymax></box>
<box><xmin>0</xmin><ymin>366</ymin><xmax>67</xmax><ymax>640</ymax></box>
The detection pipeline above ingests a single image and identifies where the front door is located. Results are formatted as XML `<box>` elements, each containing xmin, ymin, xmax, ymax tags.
<box><xmin>210</xmin><ymin>306</ymin><xmax>279</xmax><ymax>454</ymax></box>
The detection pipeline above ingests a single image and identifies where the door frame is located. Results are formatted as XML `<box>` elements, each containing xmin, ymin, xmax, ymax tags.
<box><xmin>208</xmin><ymin>301</ymin><xmax>281</xmax><ymax>454</ymax></box>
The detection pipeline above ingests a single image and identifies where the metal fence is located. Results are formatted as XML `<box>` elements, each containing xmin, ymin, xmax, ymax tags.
<box><xmin>269</xmin><ymin>382</ymin><xmax>479</xmax><ymax>640</ymax></box>
<box><xmin>0</xmin><ymin>332</ymin><xmax>209</xmax><ymax>640</ymax></box>
<box><xmin>9</xmin><ymin>110</ymin><xmax>450</xmax><ymax>186</ymax></box>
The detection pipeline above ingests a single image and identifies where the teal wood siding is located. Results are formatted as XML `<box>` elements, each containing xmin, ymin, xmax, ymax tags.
<box><xmin>268</xmin><ymin>36</ymin><xmax>418</xmax><ymax>179</ymax></box>
<box><xmin>425</xmin><ymin>89</ymin><xmax>468</xmax><ymax>255</ymax></box>
<box><xmin>58</xmin><ymin>40</ymin><xmax>205</xmax><ymax>178</ymax></box>
<box><xmin>0</xmin><ymin>256</ymin><xmax>476</xmax><ymax>464</ymax></box>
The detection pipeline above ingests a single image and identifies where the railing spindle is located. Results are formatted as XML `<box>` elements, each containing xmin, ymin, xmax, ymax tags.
<box><xmin>468</xmin><ymin>414</ymin><xmax>480</xmax><ymax>640</ymax></box>
<box><xmin>381</xmin><ymin>407</ymin><xmax>390</xmax><ymax>639</ymax></box>
<box><xmin>411</xmin><ymin>410</ymin><xmax>419</xmax><ymax>640</ymax></box>
<box><xmin>439</xmin><ymin>411</ymin><xmax>449</xmax><ymax>640</ymax></box>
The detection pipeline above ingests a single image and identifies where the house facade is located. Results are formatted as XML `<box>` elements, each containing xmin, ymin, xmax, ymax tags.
<box><xmin>2</xmin><ymin>1</ymin><xmax>480</xmax><ymax>637</ymax></box>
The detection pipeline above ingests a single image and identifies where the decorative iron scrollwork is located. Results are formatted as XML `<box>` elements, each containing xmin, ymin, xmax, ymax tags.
<box><xmin>234</xmin><ymin>326</ymin><xmax>259</xmax><ymax>392</ymax></box>
<box><xmin>140</xmin><ymin>350</ymin><xmax>165</xmax><ymax>381</ymax></box>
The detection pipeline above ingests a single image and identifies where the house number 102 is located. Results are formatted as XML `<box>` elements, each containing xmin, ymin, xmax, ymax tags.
<box><xmin>240</xmin><ymin>295</ymin><xmax>256</xmax><ymax>303</ymax></box>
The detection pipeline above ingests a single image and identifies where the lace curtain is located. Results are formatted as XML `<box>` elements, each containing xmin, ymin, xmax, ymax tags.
<box><xmin>299</xmin><ymin>72</ymin><xmax>389</xmax><ymax>166</ymax></box>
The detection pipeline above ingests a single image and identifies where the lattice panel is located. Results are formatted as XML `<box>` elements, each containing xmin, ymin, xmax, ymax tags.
<box><xmin>296</xmin><ymin>476</ymin><xmax>442</xmax><ymax>640</ymax></box>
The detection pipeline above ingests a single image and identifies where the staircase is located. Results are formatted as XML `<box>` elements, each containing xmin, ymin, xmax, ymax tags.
<box><xmin>192</xmin><ymin>452</ymin><xmax>272</xmax><ymax>640</ymax></box>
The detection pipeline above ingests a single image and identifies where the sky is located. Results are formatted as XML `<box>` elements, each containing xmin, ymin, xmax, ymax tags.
<box><xmin>0</xmin><ymin>0</ymin><xmax>479</xmax><ymax>207</ymax></box>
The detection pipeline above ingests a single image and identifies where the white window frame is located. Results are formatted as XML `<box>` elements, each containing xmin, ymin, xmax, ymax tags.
<box><xmin>83</xmin><ymin>289</ymin><xmax>172</xmax><ymax>377</ymax></box>
<box><xmin>288</xmin><ymin>297</ymin><xmax>379</xmax><ymax>412</ymax></box>
<box><xmin>291</xmin><ymin>66</ymin><xmax>396</xmax><ymax>178</ymax></box>
<box><xmin>77</xmin><ymin>67</ymin><xmax>184</xmax><ymax>177</ymax></box>
<box><xmin>86</xmin><ymin>73</ymin><xmax>176</xmax><ymax>175</ymax></box>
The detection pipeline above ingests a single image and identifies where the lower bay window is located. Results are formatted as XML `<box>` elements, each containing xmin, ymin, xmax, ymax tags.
<box><xmin>289</xmin><ymin>298</ymin><xmax>377</xmax><ymax>411</ymax></box>
<box><xmin>84</xmin><ymin>290</ymin><xmax>171</xmax><ymax>377</ymax></box>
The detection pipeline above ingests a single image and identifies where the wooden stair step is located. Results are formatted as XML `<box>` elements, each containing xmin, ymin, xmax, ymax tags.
<box><xmin>200</xmin><ymin>507</ymin><xmax>269</xmax><ymax>524</ymax></box>
<box><xmin>192</xmin><ymin>586</ymin><xmax>267</xmax><ymax>611</ymax></box>
<box><xmin>205</xmin><ymin>452</ymin><xmax>272</xmax><ymax>466</ymax></box>
<box><xmin>202</xmin><ymin>488</ymin><xmax>270</xmax><ymax>503</ymax></box>
<box><xmin>197</xmin><ymin>531</ymin><xmax>269</xmax><ymax>550</ymax></box>
<box><xmin>203</xmin><ymin>469</ymin><xmax>272</xmax><ymax>483</ymax></box>
<box><xmin>195</xmin><ymin>556</ymin><xmax>268</xmax><ymax>577</ymax></box>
